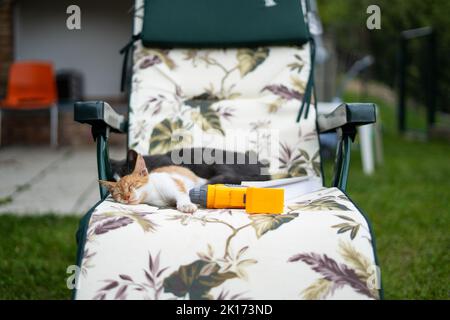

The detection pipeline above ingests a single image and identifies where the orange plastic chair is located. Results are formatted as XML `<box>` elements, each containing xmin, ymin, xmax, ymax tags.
<box><xmin>0</xmin><ymin>61</ymin><xmax>58</xmax><ymax>146</ymax></box>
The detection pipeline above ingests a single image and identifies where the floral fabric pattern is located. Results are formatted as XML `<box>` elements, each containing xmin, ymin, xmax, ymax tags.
<box><xmin>75</xmin><ymin>188</ymin><xmax>380</xmax><ymax>300</ymax></box>
<box><xmin>128</xmin><ymin>2</ymin><xmax>320</xmax><ymax>178</ymax></box>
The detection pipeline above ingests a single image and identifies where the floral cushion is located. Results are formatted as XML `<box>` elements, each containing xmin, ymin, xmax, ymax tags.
<box><xmin>128</xmin><ymin>2</ymin><xmax>321</xmax><ymax>178</ymax></box>
<box><xmin>75</xmin><ymin>187</ymin><xmax>381</xmax><ymax>300</ymax></box>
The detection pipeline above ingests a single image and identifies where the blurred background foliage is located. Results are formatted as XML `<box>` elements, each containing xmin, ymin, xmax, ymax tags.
<box><xmin>317</xmin><ymin>0</ymin><xmax>450</xmax><ymax>113</ymax></box>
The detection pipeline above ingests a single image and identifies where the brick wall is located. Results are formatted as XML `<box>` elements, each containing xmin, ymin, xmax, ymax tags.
<box><xmin>0</xmin><ymin>0</ymin><xmax>13</xmax><ymax>98</ymax></box>
<box><xmin>1</xmin><ymin>107</ymin><xmax>127</xmax><ymax>147</ymax></box>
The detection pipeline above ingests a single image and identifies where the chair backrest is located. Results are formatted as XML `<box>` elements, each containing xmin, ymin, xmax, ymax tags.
<box><xmin>128</xmin><ymin>0</ymin><xmax>322</xmax><ymax>180</ymax></box>
<box><xmin>4</xmin><ymin>61</ymin><xmax>57</xmax><ymax>108</ymax></box>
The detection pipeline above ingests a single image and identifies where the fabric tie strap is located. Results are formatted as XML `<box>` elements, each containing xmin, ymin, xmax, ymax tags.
<box><xmin>120</xmin><ymin>33</ymin><xmax>142</xmax><ymax>92</ymax></box>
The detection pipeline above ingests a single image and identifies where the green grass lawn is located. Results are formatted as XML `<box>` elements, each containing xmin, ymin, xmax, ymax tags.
<box><xmin>340</xmin><ymin>94</ymin><xmax>450</xmax><ymax>299</ymax></box>
<box><xmin>0</xmin><ymin>94</ymin><xmax>449</xmax><ymax>299</ymax></box>
<box><xmin>0</xmin><ymin>215</ymin><xmax>79</xmax><ymax>299</ymax></box>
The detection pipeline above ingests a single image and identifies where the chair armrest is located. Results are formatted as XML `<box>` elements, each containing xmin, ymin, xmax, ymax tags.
<box><xmin>74</xmin><ymin>101</ymin><xmax>127</xmax><ymax>133</ymax></box>
<box><xmin>317</xmin><ymin>102</ymin><xmax>376</xmax><ymax>134</ymax></box>
<box><xmin>317</xmin><ymin>102</ymin><xmax>377</xmax><ymax>191</ymax></box>
<box><xmin>74</xmin><ymin>101</ymin><xmax>126</xmax><ymax>199</ymax></box>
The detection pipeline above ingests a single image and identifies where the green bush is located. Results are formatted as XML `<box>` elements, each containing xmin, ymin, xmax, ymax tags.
<box><xmin>317</xmin><ymin>0</ymin><xmax>450</xmax><ymax>112</ymax></box>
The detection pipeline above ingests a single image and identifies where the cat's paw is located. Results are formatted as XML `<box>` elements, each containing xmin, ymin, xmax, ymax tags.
<box><xmin>177</xmin><ymin>202</ymin><xmax>198</xmax><ymax>214</ymax></box>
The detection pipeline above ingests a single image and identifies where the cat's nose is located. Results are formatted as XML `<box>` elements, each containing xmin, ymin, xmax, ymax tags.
<box><xmin>123</xmin><ymin>195</ymin><xmax>130</xmax><ymax>200</ymax></box>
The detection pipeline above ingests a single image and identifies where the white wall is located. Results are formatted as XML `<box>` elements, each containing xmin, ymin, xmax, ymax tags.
<box><xmin>14</xmin><ymin>0</ymin><xmax>133</xmax><ymax>99</ymax></box>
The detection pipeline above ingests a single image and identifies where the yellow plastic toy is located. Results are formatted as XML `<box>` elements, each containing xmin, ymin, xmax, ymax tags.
<box><xmin>189</xmin><ymin>184</ymin><xmax>284</xmax><ymax>214</ymax></box>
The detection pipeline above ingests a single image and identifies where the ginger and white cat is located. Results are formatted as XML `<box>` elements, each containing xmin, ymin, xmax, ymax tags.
<box><xmin>99</xmin><ymin>154</ymin><xmax>206</xmax><ymax>213</ymax></box>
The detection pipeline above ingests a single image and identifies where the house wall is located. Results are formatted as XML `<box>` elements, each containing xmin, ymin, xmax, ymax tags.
<box><xmin>1</xmin><ymin>0</ymin><xmax>132</xmax><ymax>146</ymax></box>
<box><xmin>14</xmin><ymin>0</ymin><xmax>133</xmax><ymax>99</ymax></box>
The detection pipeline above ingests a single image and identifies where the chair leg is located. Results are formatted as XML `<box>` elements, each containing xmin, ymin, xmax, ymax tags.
<box><xmin>358</xmin><ymin>124</ymin><xmax>375</xmax><ymax>175</ymax></box>
<box><xmin>50</xmin><ymin>105</ymin><xmax>58</xmax><ymax>147</ymax></box>
<box><xmin>374</xmin><ymin>106</ymin><xmax>384</xmax><ymax>165</ymax></box>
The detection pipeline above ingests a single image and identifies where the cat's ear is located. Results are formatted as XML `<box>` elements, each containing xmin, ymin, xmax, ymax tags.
<box><xmin>127</xmin><ymin>149</ymin><xmax>139</xmax><ymax>172</ymax></box>
<box><xmin>99</xmin><ymin>180</ymin><xmax>116</xmax><ymax>190</ymax></box>
<box><xmin>133</xmin><ymin>154</ymin><xmax>148</xmax><ymax>177</ymax></box>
